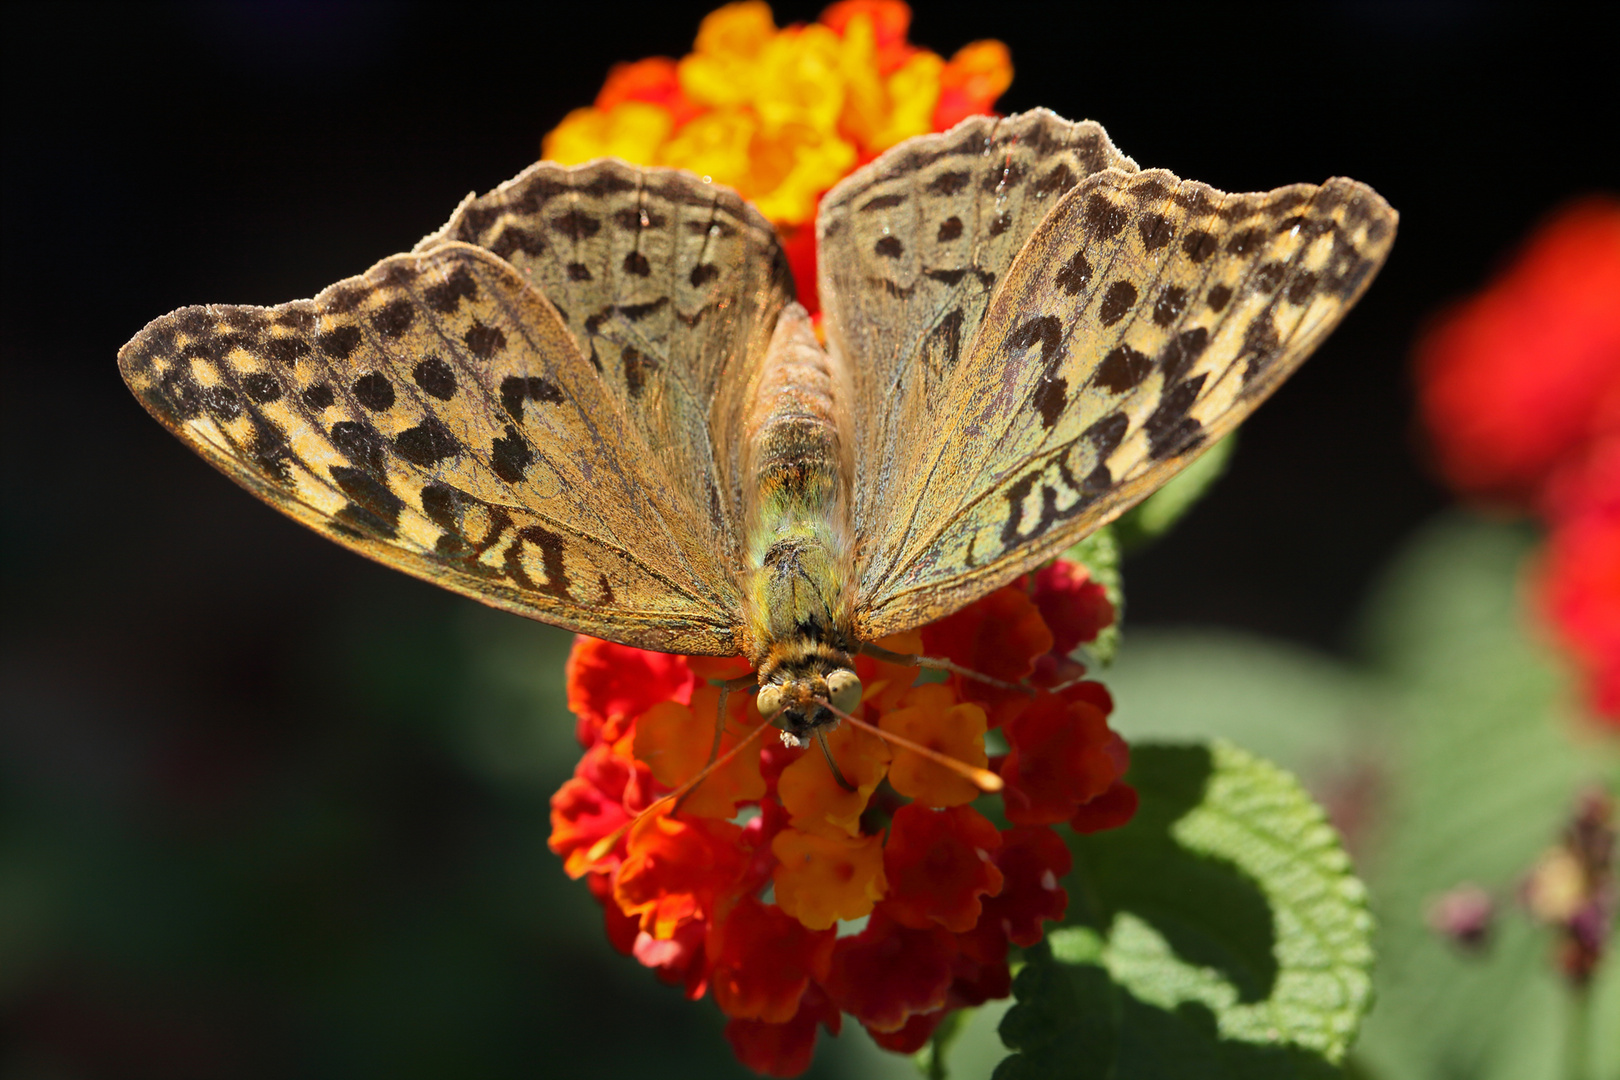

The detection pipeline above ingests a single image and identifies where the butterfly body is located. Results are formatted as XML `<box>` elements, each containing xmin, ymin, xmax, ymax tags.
<box><xmin>740</xmin><ymin>303</ymin><xmax>861</xmax><ymax>737</ymax></box>
<box><xmin>118</xmin><ymin>110</ymin><xmax>1396</xmax><ymax>741</ymax></box>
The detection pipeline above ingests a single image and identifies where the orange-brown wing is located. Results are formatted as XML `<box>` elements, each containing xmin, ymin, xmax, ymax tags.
<box><xmin>853</xmin><ymin>164</ymin><xmax>1397</xmax><ymax>636</ymax></box>
<box><xmin>119</xmin><ymin>241</ymin><xmax>744</xmax><ymax>653</ymax></box>
<box><xmin>418</xmin><ymin>159</ymin><xmax>796</xmax><ymax>569</ymax></box>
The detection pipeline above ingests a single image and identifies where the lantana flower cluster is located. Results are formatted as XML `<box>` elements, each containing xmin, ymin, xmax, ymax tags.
<box><xmin>541</xmin><ymin>0</ymin><xmax>1012</xmax><ymax>313</ymax></box>
<box><xmin>1415</xmin><ymin>198</ymin><xmax>1620</xmax><ymax>724</ymax></box>
<box><xmin>548</xmin><ymin>565</ymin><xmax>1133</xmax><ymax>1076</ymax></box>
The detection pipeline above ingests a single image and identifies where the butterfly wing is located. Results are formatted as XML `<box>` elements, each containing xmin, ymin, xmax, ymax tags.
<box><xmin>119</xmin><ymin>241</ymin><xmax>744</xmax><ymax>654</ymax></box>
<box><xmin>816</xmin><ymin>110</ymin><xmax>1138</xmax><ymax>556</ymax></box>
<box><xmin>846</xmin><ymin>148</ymin><xmax>1396</xmax><ymax>637</ymax></box>
<box><xmin>418</xmin><ymin>159</ymin><xmax>796</xmax><ymax>568</ymax></box>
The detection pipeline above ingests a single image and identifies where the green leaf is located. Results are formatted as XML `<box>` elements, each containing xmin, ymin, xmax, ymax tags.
<box><xmin>1346</xmin><ymin>515</ymin><xmax>1620</xmax><ymax>1080</ymax></box>
<box><xmin>995</xmin><ymin>741</ymin><xmax>1374</xmax><ymax>1079</ymax></box>
<box><xmin>1113</xmin><ymin>434</ymin><xmax>1236</xmax><ymax>552</ymax></box>
<box><xmin>1063</xmin><ymin>525</ymin><xmax>1123</xmax><ymax>666</ymax></box>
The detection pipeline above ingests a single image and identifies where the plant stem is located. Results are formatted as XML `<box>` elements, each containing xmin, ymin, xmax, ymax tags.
<box><xmin>1564</xmin><ymin>983</ymin><xmax>1590</xmax><ymax>1080</ymax></box>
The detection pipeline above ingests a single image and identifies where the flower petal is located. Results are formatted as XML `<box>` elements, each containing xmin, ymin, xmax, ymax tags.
<box><xmin>883</xmin><ymin>804</ymin><xmax>1004</xmax><ymax>932</ymax></box>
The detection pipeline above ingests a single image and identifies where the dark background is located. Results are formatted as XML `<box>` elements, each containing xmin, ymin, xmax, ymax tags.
<box><xmin>3</xmin><ymin>3</ymin><xmax>1615</xmax><ymax>1077</ymax></box>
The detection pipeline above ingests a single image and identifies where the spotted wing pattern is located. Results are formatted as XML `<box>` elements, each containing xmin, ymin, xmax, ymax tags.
<box><xmin>118</xmin><ymin>241</ymin><xmax>742</xmax><ymax>654</ymax></box>
<box><xmin>418</xmin><ymin>159</ymin><xmax>796</xmax><ymax>565</ymax></box>
<box><xmin>816</xmin><ymin>110</ymin><xmax>1137</xmax><ymax>551</ymax></box>
<box><xmin>854</xmin><ymin>165</ymin><xmax>1397</xmax><ymax>636</ymax></box>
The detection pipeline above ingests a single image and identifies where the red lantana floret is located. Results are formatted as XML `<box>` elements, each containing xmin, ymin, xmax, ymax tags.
<box><xmin>1414</xmin><ymin>197</ymin><xmax>1620</xmax><ymax>725</ymax></box>
<box><xmin>548</xmin><ymin>560</ymin><xmax>1132</xmax><ymax>1076</ymax></box>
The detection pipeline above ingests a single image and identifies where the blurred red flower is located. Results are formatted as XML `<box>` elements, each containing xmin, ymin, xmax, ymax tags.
<box><xmin>1415</xmin><ymin>197</ymin><xmax>1620</xmax><ymax>726</ymax></box>
<box><xmin>1416</xmin><ymin>198</ymin><xmax>1620</xmax><ymax>508</ymax></box>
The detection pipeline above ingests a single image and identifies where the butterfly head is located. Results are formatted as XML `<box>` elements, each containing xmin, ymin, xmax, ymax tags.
<box><xmin>756</xmin><ymin>667</ymin><xmax>862</xmax><ymax>747</ymax></box>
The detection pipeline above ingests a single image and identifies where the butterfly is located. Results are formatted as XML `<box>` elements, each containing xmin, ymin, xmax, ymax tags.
<box><xmin>118</xmin><ymin>109</ymin><xmax>1396</xmax><ymax>744</ymax></box>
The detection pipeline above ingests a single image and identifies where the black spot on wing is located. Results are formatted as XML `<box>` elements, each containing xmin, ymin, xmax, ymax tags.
<box><xmin>1144</xmin><ymin>374</ymin><xmax>1207</xmax><ymax>460</ymax></box>
<box><xmin>464</xmin><ymin>322</ymin><xmax>506</xmax><ymax>360</ymax></box>
<box><xmin>302</xmin><ymin>383</ymin><xmax>335</xmax><ymax>410</ymax></box>
<box><xmin>1153</xmin><ymin>286</ymin><xmax>1187</xmax><ymax>326</ymax></box>
<box><xmin>924</xmin><ymin>307</ymin><xmax>964</xmax><ymax>370</ymax></box>
<box><xmin>1240</xmin><ymin>314</ymin><xmax>1282</xmax><ymax>388</ymax></box>
<box><xmin>1138</xmin><ymin>213</ymin><xmax>1172</xmax><ymax>251</ymax></box>
<box><xmin>928</xmin><ymin>171</ymin><xmax>970</xmax><ymax>196</ymax></box>
<box><xmin>1033</xmin><ymin>376</ymin><xmax>1067</xmax><ymax>428</ymax></box>
<box><xmin>491</xmin><ymin>424</ymin><xmax>532</xmax><ymax>483</ymax></box>
<box><xmin>1094</xmin><ymin>345</ymin><xmax>1151</xmax><ymax>393</ymax></box>
<box><xmin>1182</xmin><ymin>230</ymin><xmax>1217</xmax><ymax>263</ymax></box>
<box><xmin>623</xmin><ymin>251</ymin><xmax>652</xmax><ymax>276</ymax></box>
<box><xmin>937</xmin><ymin>216</ymin><xmax>963</xmax><ymax>242</ymax></box>
<box><xmin>1286</xmin><ymin>271</ymin><xmax>1320</xmax><ymax>305</ymax></box>
<box><xmin>242</xmin><ymin>371</ymin><xmax>282</xmax><ymax>403</ymax></box>
<box><xmin>500</xmin><ymin>375</ymin><xmax>565</xmax><ymax>420</ymax></box>
<box><xmin>1084</xmin><ymin>194</ymin><xmax>1128</xmax><ymax>239</ymax></box>
<box><xmin>1252</xmin><ymin>261</ymin><xmax>1288</xmax><ymax>294</ymax></box>
<box><xmin>330</xmin><ymin>465</ymin><xmax>404</xmax><ymax>537</ymax></box>
<box><xmin>1056</xmin><ymin>251</ymin><xmax>1092</xmax><ymax>295</ymax></box>
<box><xmin>1207</xmin><ymin>284</ymin><xmax>1232</xmax><ymax>312</ymax></box>
<box><xmin>1227</xmin><ymin>227</ymin><xmax>1266</xmax><ymax>256</ymax></box>
<box><xmin>861</xmin><ymin>193</ymin><xmax>907</xmax><ymax>211</ymax></box>
<box><xmin>1086</xmin><ymin>411</ymin><xmax>1129</xmax><ymax>455</ymax></box>
<box><xmin>329</xmin><ymin>420</ymin><xmax>386</xmax><ymax>471</ymax></box>
<box><xmin>489</xmin><ymin>225</ymin><xmax>544</xmax><ymax>260</ymax></box>
<box><xmin>1032</xmin><ymin>162</ymin><xmax>1076</xmax><ymax>198</ymax></box>
<box><xmin>413</xmin><ymin>356</ymin><xmax>456</xmax><ymax>400</ymax></box>
<box><xmin>265</xmin><ymin>336</ymin><xmax>311</xmax><ymax>365</ymax></box>
<box><xmin>875</xmin><ymin>235</ymin><xmax>903</xmax><ymax>258</ymax></box>
<box><xmin>1098</xmin><ymin>281</ymin><xmax>1138</xmax><ymax>327</ymax></box>
<box><xmin>1008</xmin><ymin>315</ymin><xmax>1064</xmax><ymax>372</ymax></box>
<box><xmin>424</xmin><ymin>267</ymin><xmax>478</xmax><ymax>313</ymax></box>
<box><xmin>507</xmin><ymin>525</ymin><xmax>572</xmax><ymax>600</ymax></box>
<box><xmin>318</xmin><ymin>324</ymin><xmax>363</xmax><ymax>360</ymax></box>
<box><xmin>567</xmin><ymin>262</ymin><xmax>593</xmax><ymax>281</ymax></box>
<box><xmin>394</xmin><ymin>420</ymin><xmax>460</xmax><ymax>466</ymax></box>
<box><xmin>372</xmin><ymin>299</ymin><xmax>416</xmax><ymax>338</ymax></box>
<box><xmin>550</xmin><ymin>210</ymin><xmax>600</xmax><ymax>239</ymax></box>
<box><xmin>352</xmin><ymin>372</ymin><xmax>395</xmax><ymax>411</ymax></box>
<box><xmin>617</xmin><ymin>297</ymin><xmax>669</xmax><ymax>322</ymax></box>
<box><xmin>1159</xmin><ymin>327</ymin><xmax>1209</xmax><ymax>383</ymax></box>
<box><xmin>689</xmin><ymin>263</ymin><xmax>719</xmax><ymax>287</ymax></box>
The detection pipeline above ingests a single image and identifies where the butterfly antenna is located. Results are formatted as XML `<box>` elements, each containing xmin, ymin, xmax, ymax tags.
<box><xmin>818</xmin><ymin>700</ymin><xmax>1003</xmax><ymax>793</ymax></box>
<box><xmin>582</xmin><ymin>717</ymin><xmax>773</xmax><ymax>866</ymax></box>
<box><xmin>859</xmin><ymin>643</ymin><xmax>1035</xmax><ymax>697</ymax></box>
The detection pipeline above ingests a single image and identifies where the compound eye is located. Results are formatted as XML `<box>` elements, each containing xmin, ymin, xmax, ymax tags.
<box><xmin>825</xmin><ymin>669</ymin><xmax>862</xmax><ymax>716</ymax></box>
<box><xmin>756</xmin><ymin>683</ymin><xmax>786</xmax><ymax>719</ymax></box>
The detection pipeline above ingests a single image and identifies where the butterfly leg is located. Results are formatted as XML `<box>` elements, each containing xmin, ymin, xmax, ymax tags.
<box><xmin>814</xmin><ymin>729</ymin><xmax>858</xmax><ymax>792</ymax></box>
<box><xmin>670</xmin><ymin>674</ymin><xmax>760</xmax><ymax>816</ymax></box>
<box><xmin>859</xmin><ymin>643</ymin><xmax>1035</xmax><ymax>696</ymax></box>
<box><xmin>710</xmin><ymin>673</ymin><xmax>761</xmax><ymax>768</ymax></box>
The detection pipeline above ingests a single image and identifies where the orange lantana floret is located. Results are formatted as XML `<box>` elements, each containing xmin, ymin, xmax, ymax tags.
<box><xmin>541</xmin><ymin>0</ymin><xmax>1012</xmax><ymax>246</ymax></box>
<box><xmin>879</xmin><ymin>683</ymin><xmax>989</xmax><ymax>807</ymax></box>
<box><xmin>770</xmin><ymin>826</ymin><xmax>888</xmax><ymax>930</ymax></box>
<box><xmin>550</xmin><ymin>559</ymin><xmax>1130</xmax><ymax>1076</ymax></box>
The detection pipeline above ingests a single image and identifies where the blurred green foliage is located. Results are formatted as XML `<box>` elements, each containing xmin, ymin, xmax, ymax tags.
<box><xmin>1104</xmin><ymin>516</ymin><xmax>1620</xmax><ymax>1080</ymax></box>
